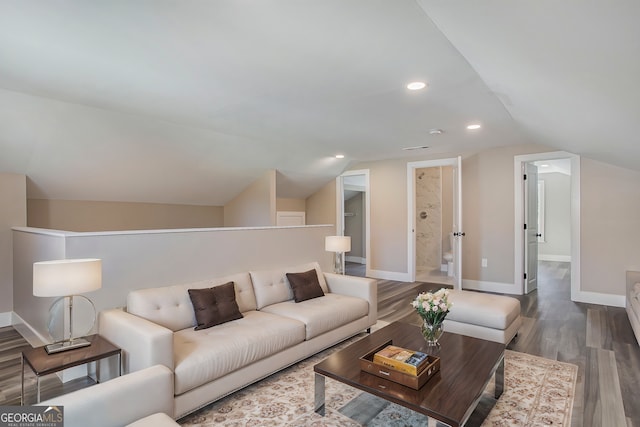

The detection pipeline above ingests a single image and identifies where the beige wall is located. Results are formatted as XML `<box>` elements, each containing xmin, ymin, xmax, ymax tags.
<box><xmin>349</xmin><ymin>144</ymin><xmax>552</xmax><ymax>282</ymax></box>
<box><xmin>276</xmin><ymin>198</ymin><xmax>306</xmax><ymax>212</ymax></box>
<box><xmin>461</xmin><ymin>144</ymin><xmax>552</xmax><ymax>284</ymax></box>
<box><xmin>352</xmin><ymin>158</ymin><xmax>410</xmax><ymax>273</ymax></box>
<box><xmin>0</xmin><ymin>174</ymin><xmax>26</xmax><ymax>318</ymax></box>
<box><xmin>27</xmin><ymin>199</ymin><xmax>223</xmax><ymax>232</ymax></box>
<box><xmin>581</xmin><ymin>158</ymin><xmax>640</xmax><ymax>295</ymax></box>
<box><xmin>224</xmin><ymin>170</ymin><xmax>276</xmax><ymax>227</ymax></box>
<box><xmin>305</xmin><ymin>179</ymin><xmax>336</xmax><ymax>227</ymax></box>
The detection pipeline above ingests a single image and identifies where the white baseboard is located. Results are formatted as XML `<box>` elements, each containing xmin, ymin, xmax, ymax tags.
<box><xmin>0</xmin><ymin>312</ymin><xmax>11</xmax><ymax>327</ymax></box>
<box><xmin>538</xmin><ymin>254</ymin><xmax>571</xmax><ymax>262</ymax></box>
<box><xmin>368</xmin><ymin>269</ymin><xmax>411</xmax><ymax>282</ymax></box>
<box><xmin>462</xmin><ymin>279</ymin><xmax>522</xmax><ymax>295</ymax></box>
<box><xmin>572</xmin><ymin>290</ymin><xmax>625</xmax><ymax>308</ymax></box>
<box><xmin>11</xmin><ymin>312</ymin><xmax>48</xmax><ymax>347</ymax></box>
<box><xmin>346</xmin><ymin>256</ymin><xmax>366</xmax><ymax>264</ymax></box>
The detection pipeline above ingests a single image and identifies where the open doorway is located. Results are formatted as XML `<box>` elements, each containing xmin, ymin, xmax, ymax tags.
<box><xmin>337</xmin><ymin>170</ymin><xmax>370</xmax><ymax>277</ymax></box>
<box><xmin>514</xmin><ymin>152</ymin><xmax>580</xmax><ymax>299</ymax></box>
<box><xmin>408</xmin><ymin>157</ymin><xmax>463</xmax><ymax>289</ymax></box>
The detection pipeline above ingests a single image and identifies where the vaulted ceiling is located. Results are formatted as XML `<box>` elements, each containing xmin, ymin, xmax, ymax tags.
<box><xmin>1</xmin><ymin>1</ymin><xmax>638</xmax><ymax>205</ymax></box>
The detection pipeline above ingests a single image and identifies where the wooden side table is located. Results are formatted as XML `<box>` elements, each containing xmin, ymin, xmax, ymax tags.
<box><xmin>21</xmin><ymin>334</ymin><xmax>122</xmax><ymax>405</ymax></box>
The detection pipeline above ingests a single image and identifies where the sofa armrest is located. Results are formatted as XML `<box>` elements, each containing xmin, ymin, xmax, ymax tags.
<box><xmin>99</xmin><ymin>309</ymin><xmax>174</xmax><ymax>374</ymax></box>
<box><xmin>40</xmin><ymin>365</ymin><xmax>174</xmax><ymax>427</ymax></box>
<box><xmin>324</xmin><ymin>273</ymin><xmax>377</xmax><ymax>325</ymax></box>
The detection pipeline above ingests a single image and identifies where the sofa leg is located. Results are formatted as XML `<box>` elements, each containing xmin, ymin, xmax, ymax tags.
<box><xmin>366</xmin><ymin>328</ymin><xmax>371</xmax><ymax>334</ymax></box>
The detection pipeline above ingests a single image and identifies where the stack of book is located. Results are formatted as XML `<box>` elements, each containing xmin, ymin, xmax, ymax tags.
<box><xmin>372</xmin><ymin>345</ymin><xmax>430</xmax><ymax>376</ymax></box>
<box><xmin>359</xmin><ymin>341</ymin><xmax>440</xmax><ymax>389</ymax></box>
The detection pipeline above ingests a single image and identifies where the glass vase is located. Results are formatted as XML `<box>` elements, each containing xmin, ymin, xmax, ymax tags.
<box><xmin>421</xmin><ymin>318</ymin><xmax>444</xmax><ymax>346</ymax></box>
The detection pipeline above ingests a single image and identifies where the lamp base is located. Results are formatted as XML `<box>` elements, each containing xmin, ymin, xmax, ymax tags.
<box><xmin>45</xmin><ymin>337</ymin><xmax>91</xmax><ymax>354</ymax></box>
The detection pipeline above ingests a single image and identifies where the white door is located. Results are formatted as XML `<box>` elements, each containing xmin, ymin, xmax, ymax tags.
<box><xmin>524</xmin><ymin>163</ymin><xmax>539</xmax><ymax>293</ymax></box>
<box><xmin>452</xmin><ymin>157</ymin><xmax>463</xmax><ymax>290</ymax></box>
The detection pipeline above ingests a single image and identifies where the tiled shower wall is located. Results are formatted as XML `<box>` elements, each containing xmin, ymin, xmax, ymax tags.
<box><xmin>416</xmin><ymin>167</ymin><xmax>442</xmax><ymax>272</ymax></box>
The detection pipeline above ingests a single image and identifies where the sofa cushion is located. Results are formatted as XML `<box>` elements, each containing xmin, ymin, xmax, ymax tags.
<box><xmin>286</xmin><ymin>269</ymin><xmax>325</xmax><ymax>303</ymax></box>
<box><xmin>173</xmin><ymin>311</ymin><xmax>305</xmax><ymax>395</ymax></box>
<box><xmin>127</xmin><ymin>272</ymin><xmax>256</xmax><ymax>332</ymax></box>
<box><xmin>188</xmin><ymin>282</ymin><xmax>243</xmax><ymax>330</ymax></box>
<box><xmin>260</xmin><ymin>293</ymin><xmax>368</xmax><ymax>340</ymax></box>
<box><xmin>250</xmin><ymin>262</ymin><xmax>328</xmax><ymax>309</ymax></box>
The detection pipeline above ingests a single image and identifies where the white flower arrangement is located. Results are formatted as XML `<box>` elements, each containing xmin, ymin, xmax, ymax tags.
<box><xmin>411</xmin><ymin>288</ymin><xmax>452</xmax><ymax>325</ymax></box>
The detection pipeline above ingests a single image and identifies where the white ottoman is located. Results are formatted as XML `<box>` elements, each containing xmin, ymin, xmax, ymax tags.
<box><xmin>443</xmin><ymin>290</ymin><xmax>521</xmax><ymax>345</ymax></box>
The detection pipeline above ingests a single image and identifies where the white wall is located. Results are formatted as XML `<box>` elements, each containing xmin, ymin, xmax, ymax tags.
<box><xmin>13</xmin><ymin>225</ymin><xmax>334</xmax><ymax>342</ymax></box>
<box><xmin>0</xmin><ymin>173</ymin><xmax>26</xmax><ymax>325</ymax></box>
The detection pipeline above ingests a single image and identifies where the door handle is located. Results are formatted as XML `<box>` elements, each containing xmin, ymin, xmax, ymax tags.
<box><xmin>536</xmin><ymin>233</ymin><xmax>542</xmax><ymax>237</ymax></box>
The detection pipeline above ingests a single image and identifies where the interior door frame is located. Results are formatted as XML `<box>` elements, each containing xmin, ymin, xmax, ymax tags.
<box><xmin>407</xmin><ymin>157</ymin><xmax>462</xmax><ymax>289</ymax></box>
<box><xmin>514</xmin><ymin>151</ymin><xmax>580</xmax><ymax>299</ymax></box>
<box><xmin>336</xmin><ymin>169</ymin><xmax>371</xmax><ymax>277</ymax></box>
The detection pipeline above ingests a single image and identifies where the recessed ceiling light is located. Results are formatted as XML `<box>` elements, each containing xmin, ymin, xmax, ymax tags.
<box><xmin>402</xmin><ymin>145</ymin><xmax>429</xmax><ymax>151</ymax></box>
<box><xmin>429</xmin><ymin>129</ymin><xmax>443</xmax><ymax>135</ymax></box>
<box><xmin>540</xmin><ymin>164</ymin><xmax>550</xmax><ymax>168</ymax></box>
<box><xmin>407</xmin><ymin>81</ymin><xmax>427</xmax><ymax>91</ymax></box>
<box><xmin>335</xmin><ymin>154</ymin><xmax>345</xmax><ymax>159</ymax></box>
<box><xmin>466</xmin><ymin>123</ymin><xmax>482</xmax><ymax>130</ymax></box>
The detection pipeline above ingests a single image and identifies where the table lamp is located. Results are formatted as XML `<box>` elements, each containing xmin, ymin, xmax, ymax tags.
<box><xmin>33</xmin><ymin>258</ymin><xmax>102</xmax><ymax>354</ymax></box>
<box><xmin>325</xmin><ymin>236</ymin><xmax>351</xmax><ymax>275</ymax></box>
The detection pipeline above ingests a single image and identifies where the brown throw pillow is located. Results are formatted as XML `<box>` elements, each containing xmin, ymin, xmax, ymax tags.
<box><xmin>286</xmin><ymin>269</ymin><xmax>325</xmax><ymax>303</ymax></box>
<box><xmin>188</xmin><ymin>281</ymin><xmax>243</xmax><ymax>330</ymax></box>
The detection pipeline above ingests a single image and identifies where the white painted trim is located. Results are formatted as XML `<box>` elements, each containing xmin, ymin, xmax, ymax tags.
<box><xmin>573</xmin><ymin>290</ymin><xmax>625</xmax><ymax>308</ymax></box>
<box><xmin>462</xmin><ymin>279</ymin><xmax>521</xmax><ymax>295</ymax></box>
<box><xmin>13</xmin><ymin>224</ymin><xmax>333</xmax><ymax>236</ymax></box>
<box><xmin>11</xmin><ymin>312</ymin><xmax>48</xmax><ymax>347</ymax></box>
<box><xmin>345</xmin><ymin>256</ymin><xmax>366</xmax><ymax>264</ymax></box>
<box><xmin>368</xmin><ymin>269</ymin><xmax>411</xmax><ymax>282</ymax></box>
<box><xmin>538</xmin><ymin>254</ymin><xmax>572</xmax><ymax>262</ymax></box>
<box><xmin>0</xmin><ymin>312</ymin><xmax>11</xmax><ymax>327</ymax></box>
<box><xmin>339</xmin><ymin>170</ymin><xmax>371</xmax><ymax>278</ymax></box>
<box><xmin>407</xmin><ymin>157</ymin><xmax>462</xmax><ymax>289</ymax></box>
<box><xmin>514</xmin><ymin>151</ymin><xmax>581</xmax><ymax>299</ymax></box>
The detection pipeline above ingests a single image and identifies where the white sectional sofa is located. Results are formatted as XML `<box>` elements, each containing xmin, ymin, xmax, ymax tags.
<box><xmin>40</xmin><ymin>365</ymin><xmax>177</xmax><ymax>427</ymax></box>
<box><xmin>99</xmin><ymin>262</ymin><xmax>377</xmax><ymax>419</ymax></box>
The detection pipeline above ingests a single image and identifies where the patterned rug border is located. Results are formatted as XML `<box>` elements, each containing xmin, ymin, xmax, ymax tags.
<box><xmin>179</xmin><ymin>336</ymin><xmax>579</xmax><ymax>426</ymax></box>
<box><xmin>505</xmin><ymin>349</ymin><xmax>579</xmax><ymax>423</ymax></box>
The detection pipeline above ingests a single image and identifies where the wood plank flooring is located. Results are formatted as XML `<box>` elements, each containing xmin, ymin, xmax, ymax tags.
<box><xmin>373</xmin><ymin>261</ymin><xmax>640</xmax><ymax>427</ymax></box>
<box><xmin>1</xmin><ymin>261</ymin><xmax>638</xmax><ymax>427</ymax></box>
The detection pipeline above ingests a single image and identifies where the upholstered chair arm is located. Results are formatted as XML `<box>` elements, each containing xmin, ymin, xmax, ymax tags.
<box><xmin>39</xmin><ymin>365</ymin><xmax>175</xmax><ymax>427</ymax></box>
<box><xmin>99</xmin><ymin>309</ymin><xmax>174</xmax><ymax>374</ymax></box>
<box><xmin>324</xmin><ymin>273</ymin><xmax>377</xmax><ymax>325</ymax></box>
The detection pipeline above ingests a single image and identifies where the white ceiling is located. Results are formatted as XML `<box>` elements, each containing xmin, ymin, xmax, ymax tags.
<box><xmin>1</xmin><ymin>1</ymin><xmax>638</xmax><ymax>205</ymax></box>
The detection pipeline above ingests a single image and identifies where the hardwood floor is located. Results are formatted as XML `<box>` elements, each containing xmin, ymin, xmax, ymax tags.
<box><xmin>1</xmin><ymin>261</ymin><xmax>638</xmax><ymax>426</ymax></box>
<box><xmin>376</xmin><ymin>261</ymin><xmax>640</xmax><ymax>427</ymax></box>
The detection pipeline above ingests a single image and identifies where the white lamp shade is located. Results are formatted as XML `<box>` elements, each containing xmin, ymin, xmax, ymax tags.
<box><xmin>325</xmin><ymin>236</ymin><xmax>351</xmax><ymax>253</ymax></box>
<box><xmin>33</xmin><ymin>259</ymin><xmax>102</xmax><ymax>297</ymax></box>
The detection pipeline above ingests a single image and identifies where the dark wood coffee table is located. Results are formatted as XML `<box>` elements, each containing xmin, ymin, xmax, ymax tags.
<box><xmin>314</xmin><ymin>321</ymin><xmax>505</xmax><ymax>427</ymax></box>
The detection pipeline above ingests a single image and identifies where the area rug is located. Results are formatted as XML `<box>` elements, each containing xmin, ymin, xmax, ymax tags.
<box><xmin>179</xmin><ymin>336</ymin><xmax>578</xmax><ymax>427</ymax></box>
